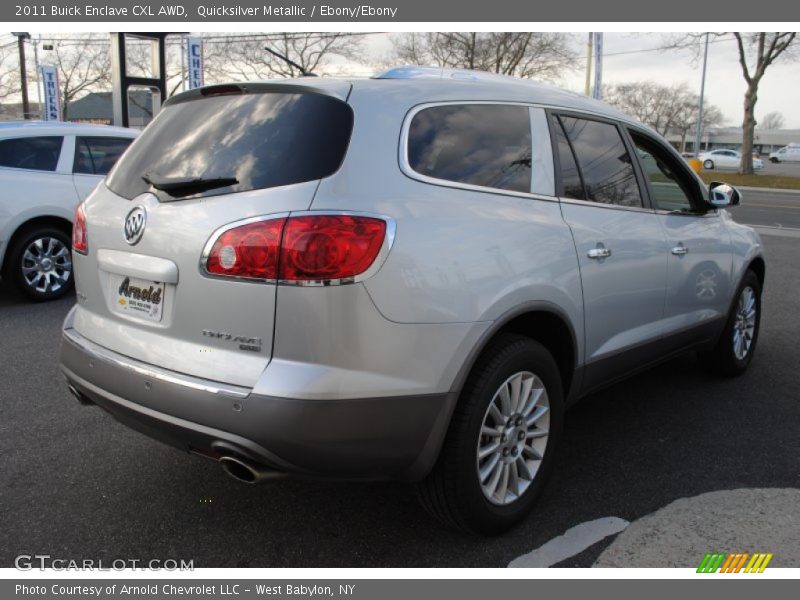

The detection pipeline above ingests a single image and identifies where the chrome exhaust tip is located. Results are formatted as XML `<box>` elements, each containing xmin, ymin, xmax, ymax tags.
<box><xmin>68</xmin><ymin>383</ymin><xmax>95</xmax><ymax>406</ymax></box>
<box><xmin>219</xmin><ymin>455</ymin><xmax>285</xmax><ymax>484</ymax></box>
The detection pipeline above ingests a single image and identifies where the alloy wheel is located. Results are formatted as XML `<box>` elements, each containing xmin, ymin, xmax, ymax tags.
<box><xmin>476</xmin><ymin>371</ymin><xmax>550</xmax><ymax>506</ymax></box>
<box><xmin>733</xmin><ymin>286</ymin><xmax>757</xmax><ymax>360</ymax></box>
<box><xmin>21</xmin><ymin>236</ymin><xmax>72</xmax><ymax>294</ymax></box>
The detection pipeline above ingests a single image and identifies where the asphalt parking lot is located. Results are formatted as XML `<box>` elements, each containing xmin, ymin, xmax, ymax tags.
<box><xmin>1</xmin><ymin>198</ymin><xmax>799</xmax><ymax>568</ymax></box>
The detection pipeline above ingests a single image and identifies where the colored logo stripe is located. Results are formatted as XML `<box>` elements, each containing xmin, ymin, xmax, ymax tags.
<box><xmin>697</xmin><ymin>552</ymin><xmax>772</xmax><ymax>573</ymax></box>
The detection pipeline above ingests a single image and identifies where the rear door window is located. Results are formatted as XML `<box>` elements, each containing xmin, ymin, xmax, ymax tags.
<box><xmin>106</xmin><ymin>91</ymin><xmax>354</xmax><ymax>200</ymax></box>
<box><xmin>0</xmin><ymin>136</ymin><xmax>63</xmax><ymax>171</ymax></box>
<box><xmin>558</xmin><ymin>116</ymin><xmax>644</xmax><ymax>208</ymax></box>
<box><xmin>407</xmin><ymin>104</ymin><xmax>532</xmax><ymax>194</ymax></box>
<box><xmin>74</xmin><ymin>136</ymin><xmax>134</xmax><ymax>175</ymax></box>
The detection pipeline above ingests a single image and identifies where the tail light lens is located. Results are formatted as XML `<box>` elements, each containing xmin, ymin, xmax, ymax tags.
<box><xmin>205</xmin><ymin>218</ymin><xmax>286</xmax><ymax>280</ymax></box>
<box><xmin>281</xmin><ymin>215</ymin><xmax>387</xmax><ymax>281</ymax></box>
<box><xmin>72</xmin><ymin>203</ymin><xmax>88</xmax><ymax>255</ymax></box>
<box><xmin>203</xmin><ymin>214</ymin><xmax>388</xmax><ymax>283</ymax></box>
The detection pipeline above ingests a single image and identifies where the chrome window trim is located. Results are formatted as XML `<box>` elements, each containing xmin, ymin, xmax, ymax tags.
<box><xmin>199</xmin><ymin>210</ymin><xmax>397</xmax><ymax>287</ymax></box>
<box><xmin>62</xmin><ymin>327</ymin><xmax>250</xmax><ymax>399</ymax></box>
<box><xmin>399</xmin><ymin>100</ymin><xmax>558</xmax><ymax>203</ymax></box>
<box><xmin>559</xmin><ymin>195</ymin><xmax>656</xmax><ymax>215</ymax></box>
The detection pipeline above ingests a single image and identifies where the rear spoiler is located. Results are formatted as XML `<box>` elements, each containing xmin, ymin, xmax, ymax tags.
<box><xmin>164</xmin><ymin>81</ymin><xmax>353</xmax><ymax>107</ymax></box>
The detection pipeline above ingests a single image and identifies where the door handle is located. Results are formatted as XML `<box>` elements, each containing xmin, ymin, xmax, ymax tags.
<box><xmin>671</xmin><ymin>245</ymin><xmax>689</xmax><ymax>256</ymax></box>
<box><xmin>587</xmin><ymin>246</ymin><xmax>612</xmax><ymax>260</ymax></box>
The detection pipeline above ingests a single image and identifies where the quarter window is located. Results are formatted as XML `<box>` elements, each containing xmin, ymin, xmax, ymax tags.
<box><xmin>407</xmin><ymin>104</ymin><xmax>532</xmax><ymax>194</ymax></box>
<box><xmin>0</xmin><ymin>136</ymin><xmax>63</xmax><ymax>171</ymax></box>
<box><xmin>74</xmin><ymin>136</ymin><xmax>134</xmax><ymax>175</ymax></box>
<box><xmin>559</xmin><ymin>116</ymin><xmax>643</xmax><ymax>208</ymax></box>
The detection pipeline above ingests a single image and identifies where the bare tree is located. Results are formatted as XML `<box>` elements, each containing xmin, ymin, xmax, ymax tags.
<box><xmin>759</xmin><ymin>111</ymin><xmax>785</xmax><ymax>130</ymax></box>
<box><xmin>672</xmin><ymin>33</ymin><xmax>797</xmax><ymax>173</ymax></box>
<box><xmin>392</xmin><ymin>32</ymin><xmax>576</xmax><ymax>81</ymax></box>
<box><xmin>672</xmin><ymin>104</ymin><xmax>724</xmax><ymax>153</ymax></box>
<box><xmin>47</xmin><ymin>35</ymin><xmax>111</xmax><ymax>119</ymax></box>
<box><xmin>605</xmin><ymin>81</ymin><xmax>681</xmax><ymax>135</ymax></box>
<box><xmin>605</xmin><ymin>81</ymin><xmax>724</xmax><ymax>152</ymax></box>
<box><xmin>732</xmin><ymin>33</ymin><xmax>797</xmax><ymax>172</ymax></box>
<box><xmin>0</xmin><ymin>42</ymin><xmax>20</xmax><ymax>108</ymax></box>
<box><xmin>218</xmin><ymin>33</ymin><xmax>365</xmax><ymax>80</ymax></box>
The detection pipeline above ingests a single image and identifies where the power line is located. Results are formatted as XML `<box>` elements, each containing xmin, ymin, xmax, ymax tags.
<box><xmin>603</xmin><ymin>36</ymin><xmax>732</xmax><ymax>58</ymax></box>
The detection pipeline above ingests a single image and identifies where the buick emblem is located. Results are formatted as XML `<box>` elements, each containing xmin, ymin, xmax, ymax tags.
<box><xmin>124</xmin><ymin>206</ymin><xmax>147</xmax><ymax>245</ymax></box>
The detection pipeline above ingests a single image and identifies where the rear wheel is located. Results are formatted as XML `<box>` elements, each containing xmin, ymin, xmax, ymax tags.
<box><xmin>6</xmin><ymin>226</ymin><xmax>73</xmax><ymax>301</ymax></box>
<box><xmin>703</xmin><ymin>159</ymin><xmax>715</xmax><ymax>170</ymax></box>
<box><xmin>417</xmin><ymin>334</ymin><xmax>564</xmax><ymax>534</ymax></box>
<box><xmin>701</xmin><ymin>270</ymin><xmax>761</xmax><ymax>376</ymax></box>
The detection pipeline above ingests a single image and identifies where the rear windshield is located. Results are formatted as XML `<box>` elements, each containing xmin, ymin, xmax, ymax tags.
<box><xmin>106</xmin><ymin>91</ymin><xmax>353</xmax><ymax>200</ymax></box>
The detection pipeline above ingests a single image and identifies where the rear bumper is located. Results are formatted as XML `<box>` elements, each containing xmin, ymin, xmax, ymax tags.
<box><xmin>60</xmin><ymin>327</ymin><xmax>454</xmax><ymax>481</ymax></box>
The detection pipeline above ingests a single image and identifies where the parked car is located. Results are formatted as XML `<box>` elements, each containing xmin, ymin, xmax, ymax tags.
<box><xmin>60</xmin><ymin>67</ymin><xmax>765</xmax><ymax>534</ymax></box>
<box><xmin>769</xmin><ymin>143</ymin><xmax>800</xmax><ymax>163</ymax></box>
<box><xmin>0</xmin><ymin>122</ymin><xmax>138</xmax><ymax>300</ymax></box>
<box><xmin>699</xmin><ymin>148</ymin><xmax>764</xmax><ymax>170</ymax></box>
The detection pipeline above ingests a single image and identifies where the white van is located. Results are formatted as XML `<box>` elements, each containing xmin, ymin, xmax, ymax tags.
<box><xmin>769</xmin><ymin>143</ymin><xmax>800</xmax><ymax>163</ymax></box>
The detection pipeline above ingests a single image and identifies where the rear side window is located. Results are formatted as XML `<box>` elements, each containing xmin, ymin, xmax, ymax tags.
<box><xmin>0</xmin><ymin>136</ymin><xmax>63</xmax><ymax>171</ymax></box>
<box><xmin>407</xmin><ymin>104</ymin><xmax>532</xmax><ymax>194</ymax></box>
<box><xmin>559</xmin><ymin>116</ymin><xmax>643</xmax><ymax>208</ymax></box>
<box><xmin>74</xmin><ymin>136</ymin><xmax>133</xmax><ymax>175</ymax></box>
<box><xmin>106</xmin><ymin>92</ymin><xmax>353</xmax><ymax>200</ymax></box>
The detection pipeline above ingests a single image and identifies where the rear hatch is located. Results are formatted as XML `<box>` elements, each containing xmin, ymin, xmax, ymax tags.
<box><xmin>71</xmin><ymin>81</ymin><xmax>353</xmax><ymax>388</ymax></box>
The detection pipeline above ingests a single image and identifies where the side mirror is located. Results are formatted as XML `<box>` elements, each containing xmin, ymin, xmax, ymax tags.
<box><xmin>708</xmin><ymin>182</ymin><xmax>741</xmax><ymax>207</ymax></box>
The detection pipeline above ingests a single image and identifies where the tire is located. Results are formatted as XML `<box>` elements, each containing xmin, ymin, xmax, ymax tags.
<box><xmin>417</xmin><ymin>333</ymin><xmax>564</xmax><ymax>534</ymax></box>
<box><xmin>5</xmin><ymin>226</ymin><xmax>74</xmax><ymax>301</ymax></box>
<box><xmin>770</xmin><ymin>157</ymin><xmax>779</xmax><ymax>163</ymax></box>
<box><xmin>703</xmin><ymin>159</ymin><xmax>715</xmax><ymax>170</ymax></box>
<box><xmin>700</xmin><ymin>270</ymin><xmax>761</xmax><ymax>376</ymax></box>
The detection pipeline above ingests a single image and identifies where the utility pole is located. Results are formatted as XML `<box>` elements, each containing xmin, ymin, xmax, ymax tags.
<box><xmin>693</xmin><ymin>33</ymin><xmax>710</xmax><ymax>157</ymax></box>
<box><xmin>592</xmin><ymin>33</ymin><xmax>604</xmax><ymax>100</ymax></box>
<box><xmin>12</xmin><ymin>32</ymin><xmax>31</xmax><ymax>119</ymax></box>
<box><xmin>32</xmin><ymin>35</ymin><xmax>41</xmax><ymax>119</ymax></box>
<box><xmin>584</xmin><ymin>33</ymin><xmax>593</xmax><ymax>96</ymax></box>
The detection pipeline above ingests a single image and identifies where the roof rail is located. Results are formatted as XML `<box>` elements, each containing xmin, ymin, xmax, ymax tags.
<box><xmin>373</xmin><ymin>66</ymin><xmax>523</xmax><ymax>84</ymax></box>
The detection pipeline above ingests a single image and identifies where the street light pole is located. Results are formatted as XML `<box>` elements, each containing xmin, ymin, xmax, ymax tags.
<box><xmin>12</xmin><ymin>32</ymin><xmax>31</xmax><ymax>119</ymax></box>
<box><xmin>693</xmin><ymin>33</ymin><xmax>710</xmax><ymax>157</ymax></box>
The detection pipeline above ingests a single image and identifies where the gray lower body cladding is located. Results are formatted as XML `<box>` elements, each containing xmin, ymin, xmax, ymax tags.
<box><xmin>60</xmin><ymin>328</ymin><xmax>453</xmax><ymax>482</ymax></box>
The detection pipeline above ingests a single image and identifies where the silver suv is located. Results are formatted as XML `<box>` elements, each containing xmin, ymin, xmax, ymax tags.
<box><xmin>60</xmin><ymin>68</ymin><xmax>764</xmax><ymax>533</ymax></box>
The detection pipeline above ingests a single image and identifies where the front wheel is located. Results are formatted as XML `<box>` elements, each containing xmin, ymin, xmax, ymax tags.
<box><xmin>6</xmin><ymin>227</ymin><xmax>74</xmax><ymax>301</ymax></box>
<box><xmin>417</xmin><ymin>334</ymin><xmax>564</xmax><ymax>534</ymax></box>
<box><xmin>703</xmin><ymin>159</ymin><xmax>715</xmax><ymax>170</ymax></box>
<box><xmin>700</xmin><ymin>270</ymin><xmax>761</xmax><ymax>376</ymax></box>
<box><xmin>770</xmin><ymin>157</ymin><xmax>779</xmax><ymax>163</ymax></box>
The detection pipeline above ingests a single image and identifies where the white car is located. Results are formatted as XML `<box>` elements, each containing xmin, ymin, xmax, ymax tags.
<box><xmin>699</xmin><ymin>149</ymin><xmax>764</xmax><ymax>170</ymax></box>
<box><xmin>0</xmin><ymin>121</ymin><xmax>137</xmax><ymax>300</ymax></box>
<box><xmin>769</xmin><ymin>144</ymin><xmax>800</xmax><ymax>163</ymax></box>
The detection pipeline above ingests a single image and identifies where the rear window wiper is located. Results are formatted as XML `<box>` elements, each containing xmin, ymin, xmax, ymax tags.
<box><xmin>142</xmin><ymin>172</ymin><xmax>238</xmax><ymax>196</ymax></box>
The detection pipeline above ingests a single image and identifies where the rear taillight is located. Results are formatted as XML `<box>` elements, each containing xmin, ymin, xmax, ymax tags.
<box><xmin>281</xmin><ymin>215</ymin><xmax>387</xmax><ymax>281</ymax></box>
<box><xmin>205</xmin><ymin>218</ymin><xmax>286</xmax><ymax>280</ymax></box>
<box><xmin>203</xmin><ymin>214</ymin><xmax>389</xmax><ymax>284</ymax></box>
<box><xmin>72</xmin><ymin>203</ymin><xmax>88</xmax><ymax>255</ymax></box>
